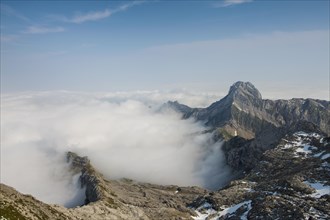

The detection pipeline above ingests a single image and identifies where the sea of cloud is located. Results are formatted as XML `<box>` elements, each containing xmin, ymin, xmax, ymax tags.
<box><xmin>1</xmin><ymin>90</ymin><xmax>231</xmax><ymax>207</ymax></box>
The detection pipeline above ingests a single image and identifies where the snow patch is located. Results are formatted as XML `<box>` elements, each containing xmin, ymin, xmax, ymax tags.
<box><xmin>294</xmin><ymin>132</ymin><xmax>320</xmax><ymax>138</ymax></box>
<box><xmin>282</xmin><ymin>143</ymin><xmax>293</xmax><ymax>149</ymax></box>
<box><xmin>192</xmin><ymin>202</ymin><xmax>217</xmax><ymax>220</ymax></box>
<box><xmin>295</xmin><ymin>144</ymin><xmax>316</xmax><ymax>154</ymax></box>
<box><xmin>321</xmin><ymin>153</ymin><xmax>330</xmax><ymax>160</ymax></box>
<box><xmin>240</xmin><ymin>201</ymin><xmax>252</xmax><ymax>220</ymax></box>
<box><xmin>242</xmin><ymin>188</ymin><xmax>255</xmax><ymax>192</ymax></box>
<box><xmin>294</xmin><ymin>131</ymin><xmax>309</xmax><ymax>137</ymax></box>
<box><xmin>304</xmin><ymin>181</ymin><xmax>330</xmax><ymax>198</ymax></box>
<box><xmin>218</xmin><ymin>200</ymin><xmax>252</xmax><ymax>218</ymax></box>
<box><xmin>313</xmin><ymin>151</ymin><xmax>326</xmax><ymax>158</ymax></box>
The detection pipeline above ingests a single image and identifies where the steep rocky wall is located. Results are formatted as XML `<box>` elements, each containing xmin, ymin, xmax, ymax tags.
<box><xmin>67</xmin><ymin>152</ymin><xmax>104</xmax><ymax>204</ymax></box>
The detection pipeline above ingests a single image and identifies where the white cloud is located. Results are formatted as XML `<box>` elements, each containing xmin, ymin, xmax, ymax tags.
<box><xmin>214</xmin><ymin>0</ymin><xmax>253</xmax><ymax>8</ymax></box>
<box><xmin>61</xmin><ymin>1</ymin><xmax>145</xmax><ymax>24</ymax></box>
<box><xmin>1</xmin><ymin>91</ymin><xmax>230</xmax><ymax>206</ymax></box>
<box><xmin>23</xmin><ymin>26</ymin><xmax>65</xmax><ymax>34</ymax></box>
<box><xmin>113</xmin><ymin>0</ymin><xmax>145</xmax><ymax>13</ymax></box>
<box><xmin>69</xmin><ymin>9</ymin><xmax>112</xmax><ymax>24</ymax></box>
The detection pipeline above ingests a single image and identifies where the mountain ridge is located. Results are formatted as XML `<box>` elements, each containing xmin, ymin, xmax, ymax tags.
<box><xmin>166</xmin><ymin>81</ymin><xmax>330</xmax><ymax>139</ymax></box>
<box><xmin>165</xmin><ymin>82</ymin><xmax>330</xmax><ymax>174</ymax></box>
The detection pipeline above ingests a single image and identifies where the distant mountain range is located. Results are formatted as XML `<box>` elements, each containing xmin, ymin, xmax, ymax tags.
<box><xmin>1</xmin><ymin>82</ymin><xmax>329</xmax><ymax>219</ymax></box>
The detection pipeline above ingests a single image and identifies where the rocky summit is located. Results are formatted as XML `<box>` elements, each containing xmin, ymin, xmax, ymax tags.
<box><xmin>1</xmin><ymin>82</ymin><xmax>330</xmax><ymax>220</ymax></box>
<box><xmin>167</xmin><ymin>81</ymin><xmax>329</xmax><ymax>140</ymax></box>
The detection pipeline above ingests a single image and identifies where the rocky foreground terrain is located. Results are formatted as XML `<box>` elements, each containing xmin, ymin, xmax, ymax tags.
<box><xmin>1</xmin><ymin>82</ymin><xmax>330</xmax><ymax>219</ymax></box>
<box><xmin>190</xmin><ymin>131</ymin><xmax>330</xmax><ymax>219</ymax></box>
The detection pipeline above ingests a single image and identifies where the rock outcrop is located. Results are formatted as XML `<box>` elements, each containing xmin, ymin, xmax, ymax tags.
<box><xmin>67</xmin><ymin>152</ymin><xmax>105</xmax><ymax>204</ymax></box>
<box><xmin>189</xmin><ymin>131</ymin><xmax>330</xmax><ymax>219</ymax></box>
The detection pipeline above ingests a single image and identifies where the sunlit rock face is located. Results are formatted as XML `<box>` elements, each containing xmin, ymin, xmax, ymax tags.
<box><xmin>169</xmin><ymin>81</ymin><xmax>330</xmax><ymax>140</ymax></box>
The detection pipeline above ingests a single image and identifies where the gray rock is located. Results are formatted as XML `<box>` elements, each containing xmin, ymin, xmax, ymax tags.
<box><xmin>168</xmin><ymin>81</ymin><xmax>330</xmax><ymax>139</ymax></box>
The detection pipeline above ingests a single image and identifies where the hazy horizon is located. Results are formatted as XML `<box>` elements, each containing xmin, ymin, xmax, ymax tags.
<box><xmin>1</xmin><ymin>0</ymin><xmax>329</xmax><ymax>100</ymax></box>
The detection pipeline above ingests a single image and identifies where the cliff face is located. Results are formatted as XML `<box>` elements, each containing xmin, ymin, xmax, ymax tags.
<box><xmin>67</xmin><ymin>152</ymin><xmax>105</xmax><ymax>204</ymax></box>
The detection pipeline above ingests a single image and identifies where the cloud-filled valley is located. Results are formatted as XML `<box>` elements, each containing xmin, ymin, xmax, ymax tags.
<box><xmin>1</xmin><ymin>91</ymin><xmax>231</xmax><ymax>207</ymax></box>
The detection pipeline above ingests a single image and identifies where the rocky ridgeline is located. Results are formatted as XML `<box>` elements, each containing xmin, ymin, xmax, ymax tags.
<box><xmin>166</xmin><ymin>81</ymin><xmax>330</xmax><ymax>140</ymax></box>
<box><xmin>166</xmin><ymin>81</ymin><xmax>330</xmax><ymax>175</ymax></box>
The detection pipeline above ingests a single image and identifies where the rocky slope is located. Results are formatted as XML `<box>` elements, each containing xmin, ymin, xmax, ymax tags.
<box><xmin>189</xmin><ymin>131</ymin><xmax>330</xmax><ymax>220</ymax></box>
<box><xmin>1</xmin><ymin>152</ymin><xmax>208</xmax><ymax>220</ymax></box>
<box><xmin>166</xmin><ymin>81</ymin><xmax>330</xmax><ymax>174</ymax></box>
<box><xmin>1</xmin><ymin>131</ymin><xmax>329</xmax><ymax>219</ymax></box>
<box><xmin>166</xmin><ymin>81</ymin><xmax>330</xmax><ymax>140</ymax></box>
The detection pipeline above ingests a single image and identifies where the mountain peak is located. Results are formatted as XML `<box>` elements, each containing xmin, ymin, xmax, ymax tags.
<box><xmin>228</xmin><ymin>81</ymin><xmax>262</xmax><ymax>100</ymax></box>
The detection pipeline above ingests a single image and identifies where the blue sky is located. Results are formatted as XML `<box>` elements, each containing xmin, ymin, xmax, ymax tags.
<box><xmin>1</xmin><ymin>0</ymin><xmax>329</xmax><ymax>99</ymax></box>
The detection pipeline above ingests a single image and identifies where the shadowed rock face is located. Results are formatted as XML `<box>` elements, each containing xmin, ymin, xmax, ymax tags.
<box><xmin>67</xmin><ymin>152</ymin><xmax>104</xmax><ymax>204</ymax></box>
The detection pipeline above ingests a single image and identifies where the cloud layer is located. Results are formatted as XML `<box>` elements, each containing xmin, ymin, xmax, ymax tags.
<box><xmin>1</xmin><ymin>91</ymin><xmax>230</xmax><ymax>206</ymax></box>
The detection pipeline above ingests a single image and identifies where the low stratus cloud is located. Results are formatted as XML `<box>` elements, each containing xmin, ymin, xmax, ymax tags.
<box><xmin>1</xmin><ymin>91</ymin><xmax>230</xmax><ymax>206</ymax></box>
